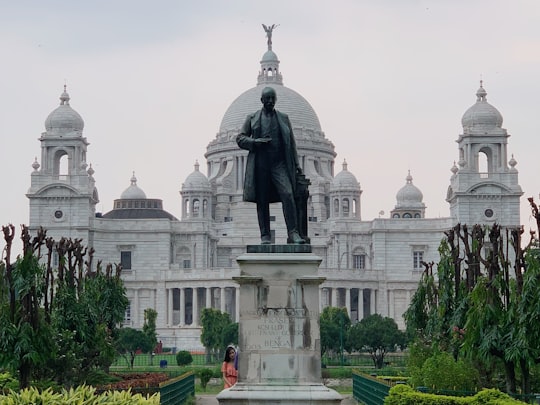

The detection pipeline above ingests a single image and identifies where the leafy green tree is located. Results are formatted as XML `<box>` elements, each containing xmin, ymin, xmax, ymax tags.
<box><xmin>199</xmin><ymin>368</ymin><xmax>214</xmax><ymax>390</ymax></box>
<box><xmin>143</xmin><ymin>308</ymin><xmax>158</xmax><ymax>350</ymax></box>
<box><xmin>200</xmin><ymin>308</ymin><xmax>232</xmax><ymax>363</ymax></box>
<box><xmin>80</xmin><ymin>262</ymin><xmax>128</xmax><ymax>374</ymax></box>
<box><xmin>142</xmin><ymin>308</ymin><xmax>158</xmax><ymax>365</ymax></box>
<box><xmin>320</xmin><ymin>306</ymin><xmax>351</xmax><ymax>358</ymax></box>
<box><xmin>0</xmin><ymin>226</ymin><xmax>54</xmax><ymax>389</ymax></box>
<box><xmin>404</xmin><ymin>236</ymin><xmax>469</xmax><ymax>358</ymax></box>
<box><xmin>50</xmin><ymin>248</ymin><xmax>127</xmax><ymax>384</ymax></box>
<box><xmin>116</xmin><ymin>327</ymin><xmax>154</xmax><ymax>368</ymax></box>
<box><xmin>405</xmin><ymin>200</ymin><xmax>540</xmax><ymax>395</ymax></box>
<box><xmin>176</xmin><ymin>350</ymin><xmax>193</xmax><ymax>366</ymax></box>
<box><xmin>222</xmin><ymin>322</ymin><xmax>239</xmax><ymax>349</ymax></box>
<box><xmin>347</xmin><ymin>314</ymin><xmax>405</xmax><ymax>369</ymax></box>
<box><xmin>0</xmin><ymin>225</ymin><xmax>128</xmax><ymax>388</ymax></box>
<box><xmin>408</xmin><ymin>351</ymin><xmax>480</xmax><ymax>391</ymax></box>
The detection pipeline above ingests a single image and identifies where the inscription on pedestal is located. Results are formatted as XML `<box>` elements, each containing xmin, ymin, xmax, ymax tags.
<box><xmin>242</xmin><ymin>308</ymin><xmax>314</xmax><ymax>351</ymax></box>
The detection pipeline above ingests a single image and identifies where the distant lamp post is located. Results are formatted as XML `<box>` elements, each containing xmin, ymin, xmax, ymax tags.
<box><xmin>339</xmin><ymin>311</ymin><xmax>344</xmax><ymax>366</ymax></box>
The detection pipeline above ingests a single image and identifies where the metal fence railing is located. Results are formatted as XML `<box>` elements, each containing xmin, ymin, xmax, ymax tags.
<box><xmin>112</xmin><ymin>351</ymin><xmax>408</xmax><ymax>369</ymax></box>
<box><xmin>352</xmin><ymin>371</ymin><xmax>395</xmax><ymax>405</ymax></box>
<box><xmin>112</xmin><ymin>352</ymin><xmax>221</xmax><ymax>368</ymax></box>
<box><xmin>323</xmin><ymin>353</ymin><xmax>408</xmax><ymax>368</ymax></box>
<box><xmin>159</xmin><ymin>372</ymin><xmax>195</xmax><ymax>405</ymax></box>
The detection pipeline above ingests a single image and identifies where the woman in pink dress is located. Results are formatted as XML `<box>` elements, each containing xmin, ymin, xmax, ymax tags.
<box><xmin>221</xmin><ymin>346</ymin><xmax>238</xmax><ymax>388</ymax></box>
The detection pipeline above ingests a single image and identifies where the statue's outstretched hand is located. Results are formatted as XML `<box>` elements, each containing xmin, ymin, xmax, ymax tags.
<box><xmin>255</xmin><ymin>137</ymin><xmax>271</xmax><ymax>147</ymax></box>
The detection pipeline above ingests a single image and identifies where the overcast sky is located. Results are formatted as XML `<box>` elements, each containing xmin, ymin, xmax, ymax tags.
<box><xmin>1</xmin><ymin>0</ymin><xmax>539</xmax><ymax>250</ymax></box>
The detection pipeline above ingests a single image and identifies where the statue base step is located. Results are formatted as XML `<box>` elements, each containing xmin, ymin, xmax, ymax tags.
<box><xmin>216</xmin><ymin>383</ymin><xmax>342</xmax><ymax>404</ymax></box>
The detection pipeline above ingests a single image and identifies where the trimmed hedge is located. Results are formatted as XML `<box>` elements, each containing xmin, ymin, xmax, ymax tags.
<box><xmin>176</xmin><ymin>351</ymin><xmax>194</xmax><ymax>366</ymax></box>
<box><xmin>384</xmin><ymin>385</ymin><xmax>524</xmax><ymax>405</ymax></box>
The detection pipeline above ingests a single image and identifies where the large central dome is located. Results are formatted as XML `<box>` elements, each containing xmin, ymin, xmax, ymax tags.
<box><xmin>219</xmin><ymin>27</ymin><xmax>322</xmax><ymax>134</ymax></box>
<box><xmin>205</xmin><ymin>25</ymin><xmax>335</xmax><ymax>189</ymax></box>
<box><xmin>219</xmin><ymin>84</ymin><xmax>322</xmax><ymax>133</ymax></box>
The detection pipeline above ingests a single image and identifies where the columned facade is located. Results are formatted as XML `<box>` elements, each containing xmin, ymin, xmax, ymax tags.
<box><xmin>26</xmin><ymin>31</ymin><xmax>521</xmax><ymax>350</ymax></box>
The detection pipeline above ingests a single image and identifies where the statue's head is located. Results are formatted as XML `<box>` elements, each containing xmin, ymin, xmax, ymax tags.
<box><xmin>261</xmin><ymin>87</ymin><xmax>277</xmax><ymax>112</ymax></box>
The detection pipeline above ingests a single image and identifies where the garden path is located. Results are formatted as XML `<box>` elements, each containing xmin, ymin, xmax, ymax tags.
<box><xmin>196</xmin><ymin>394</ymin><xmax>358</xmax><ymax>404</ymax></box>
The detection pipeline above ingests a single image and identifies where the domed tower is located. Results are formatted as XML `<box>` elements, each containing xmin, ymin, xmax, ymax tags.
<box><xmin>391</xmin><ymin>171</ymin><xmax>426</xmax><ymax>218</ymax></box>
<box><xmin>27</xmin><ymin>86</ymin><xmax>99</xmax><ymax>243</ymax></box>
<box><xmin>205</xmin><ymin>25</ymin><xmax>336</xmax><ymax>227</ymax></box>
<box><xmin>446</xmin><ymin>82</ymin><xmax>522</xmax><ymax>226</ymax></box>
<box><xmin>329</xmin><ymin>160</ymin><xmax>362</xmax><ymax>219</ymax></box>
<box><xmin>102</xmin><ymin>172</ymin><xmax>176</xmax><ymax>220</ymax></box>
<box><xmin>180</xmin><ymin>161</ymin><xmax>213</xmax><ymax>220</ymax></box>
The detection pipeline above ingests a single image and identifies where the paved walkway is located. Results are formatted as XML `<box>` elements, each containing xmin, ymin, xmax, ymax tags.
<box><xmin>196</xmin><ymin>394</ymin><xmax>358</xmax><ymax>404</ymax></box>
<box><xmin>196</xmin><ymin>395</ymin><xmax>218</xmax><ymax>405</ymax></box>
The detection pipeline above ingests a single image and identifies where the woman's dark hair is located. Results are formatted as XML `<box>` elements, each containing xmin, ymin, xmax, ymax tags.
<box><xmin>224</xmin><ymin>346</ymin><xmax>235</xmax><ymax>362</ymax></box>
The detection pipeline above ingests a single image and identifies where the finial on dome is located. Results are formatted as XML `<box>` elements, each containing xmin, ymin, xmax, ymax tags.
<box><xmin>60</xmin><ymin>84</ymin><xmax>70</xmax><ymax>105</ymax></box>
<box><xmin>406</xmin><ymin>170</ymin><xmax>413</xmax><ymax>184</ymax></box>
<box><xmin>130</xmin><ymin>171</ymin><xmax>137</xmax><ymax>186</ymax></box>
<box><xmin>262</xmin><ymin>23</ymin><xmax>278</xmax><ymax>51</ymax></box>
<box><xmin>476</xmin><ymin>79</ymin><xmax>487</xmax><ymax>102</ymax></box>
<box><xmin>509</xmin><ymin>154</ymin><xmax>517</xmax><ymax>169</ymax></box>
<box><xmin>451</xmin><ymin>161</ymin><xmax>458</xmax><ymax>174</ymax></box>
<box><xmin>342</xmin><ymin>159</ymin><xmax>348</xmax><ymax>171</ymax></box>
<box><xmin>194</xmin><ymin>160</ymin><xmax>200</xmax><ymax>171</ymax></box>
<box><xmin>32</xmin><ymin>157</ymin><xmax>40</xmax><ymax>171</ymax></box>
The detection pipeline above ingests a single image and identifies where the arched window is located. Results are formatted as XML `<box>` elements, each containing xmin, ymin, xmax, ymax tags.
<box><xmin>403</xmin><ymin>213</ymin><xmax>412</xmax><ymax>219</ymax></box>
<box><xmin>314</xmin><ymin>160</ymin><xmax>321</xmax><ymax>175</ymax></box>
<box><xmin>53</xmin><ymin>149</ymin><xmax>69</xmax><ymax>179</ymax></box>
<box><xmin>478</xmin><ymin>151</ymin><xmax>488</xmax><ymax>173</ymax></box>
<box><xmin>203</xmin><ymin>199</ymin><xmax>208</xmax><ymax>217</ymax></box>
<box><xmin>193</xmin><ymin>199</ymin><xmax>200</xmax><ymax>217</ymax></box>
<box><xmin>184</xmin><ymin>198</ymin><xmax>190</xmax><ymax>217</ymax></box>
<box><xmin>392</xmin><ymin>213</ymin><xmax>400</xmax><ymax>218</ymax></box>
<box><xmin>342</xmin><ymin>198</ymin><xmax>350</xmax><ymax>216</ymax></box>
<box><xmin>325</xmin><ymin>196</ymin><xmax>330</xmax><ymax>220</ymax></box>
<box><xmin>334</xmin><ymin>198</ymin><xmax>339</xmax><ymax>216</ymax></box>
<box><xmin>478</xmin><ymin>147</ymin><xmax>491</xmax><ymax>177</ymax></box>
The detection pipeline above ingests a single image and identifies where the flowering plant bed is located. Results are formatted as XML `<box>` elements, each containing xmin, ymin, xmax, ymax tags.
<box><xmin>98</xmin><ymin>372</ymin><xmax>169</xmax><ymax>395</ymax></box>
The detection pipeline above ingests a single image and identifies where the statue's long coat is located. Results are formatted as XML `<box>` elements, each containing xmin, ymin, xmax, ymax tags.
<box><xmin>236</xmin><ymin>109</ymin><xmax>300</xmax><ymax>203</ymax></box>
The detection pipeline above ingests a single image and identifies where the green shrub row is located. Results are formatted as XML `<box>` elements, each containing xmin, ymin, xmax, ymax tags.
<box><xmin>385</xmin><ymin>385</ymin><xmax>524</xmax><ymax>405</ymax></box>
<box><xmin>322</xmin><ymin>368</ymin><xmax>353</xmax><ymax>379</ymax></box>
<box><xmin>0</xmin><ymin>385</ymin><xmax>159</xmax><ymax>404</ymax></box>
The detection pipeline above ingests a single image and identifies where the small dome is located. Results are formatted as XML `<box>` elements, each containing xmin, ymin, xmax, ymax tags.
<box><xmin>182</xmin><ymin>161</ymin><xmax>211</xmax><ymax>192</ymax></box>
<box><xmin>44</xmin><ymin>86</ymin><xmax>84</xmax><ymax>135</ymax></box>
<box><xmin>330</xmin><ymin>160</ymin><xmax>360</xmax><ymax>191</ymax></box>
<box><xmin>262</xmin><ymin>50</ymin><xmax>279</xmax><ymax>63</ymax></box>
<box><xmin>461</xmin><ymin>81</ymin><xmax>503</xmax><ymax>130</ymax></box>
<box><xmin>396</xmin><ymin>171</ymin><xmax>424</xmax><ymax>207</ymax></box>
<box><xmin>120</xmin><ymin>172</ymin><xmax>147</xmax><ymax>199</ymax></box>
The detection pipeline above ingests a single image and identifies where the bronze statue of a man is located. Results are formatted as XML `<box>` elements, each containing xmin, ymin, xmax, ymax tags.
<box><xmin>236</xmin><ymin>86</ymin><xmax>305</xmax><ymax>245</ymax></box>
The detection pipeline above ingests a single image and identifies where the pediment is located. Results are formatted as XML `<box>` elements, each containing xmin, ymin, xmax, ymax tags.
<box><xmin>35</xmin><ymin>183</ymin><xmax>80</xmax><ymax>197</ymax></box>
<box><xmin>467</xmin><ymin>182</ymin><xmax>511</xmax><ymax>195</ymax></box>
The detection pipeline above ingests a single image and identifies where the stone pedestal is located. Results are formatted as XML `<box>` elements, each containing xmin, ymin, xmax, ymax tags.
<box><xmin>217</xmin><ymin>247</ymin><xmax>342</xmax><ymax>404</ymax></box>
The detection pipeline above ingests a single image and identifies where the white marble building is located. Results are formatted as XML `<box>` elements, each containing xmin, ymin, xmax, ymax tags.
<box><xmin>27</xmin><ymin>35</ymin><xmax>522</xmax><ymax>350</ymax></box>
